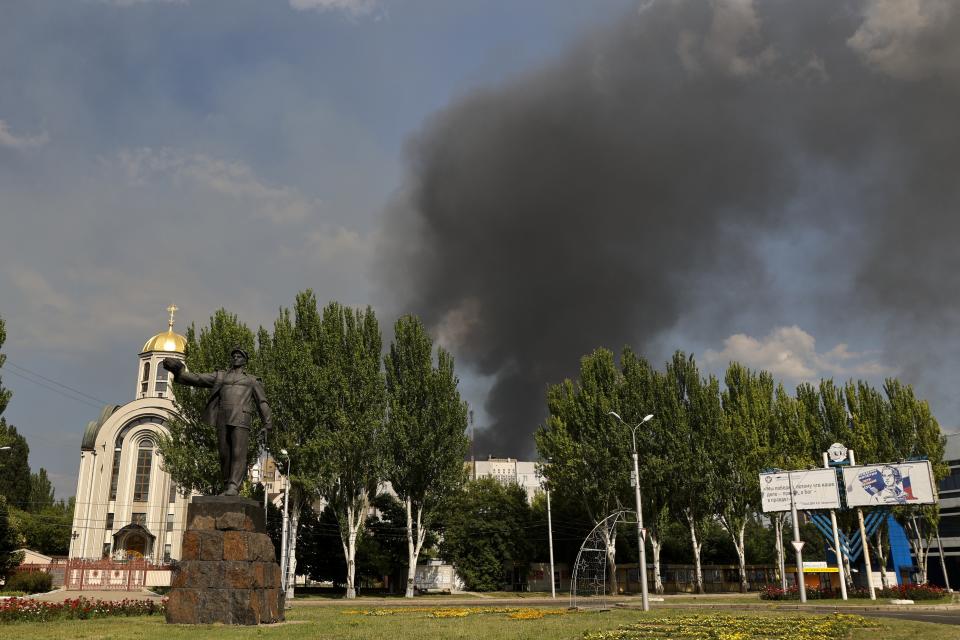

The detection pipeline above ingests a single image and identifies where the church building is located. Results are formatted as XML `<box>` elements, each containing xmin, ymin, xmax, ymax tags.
<box><xmin>68</xmin><ymin>306</ymin><xmax>189</xmax><ymax>564</ymax></box>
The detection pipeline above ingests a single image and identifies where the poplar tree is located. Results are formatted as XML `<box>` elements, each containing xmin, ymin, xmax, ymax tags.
<box><xmin>260</xmin><ymin>291</ymin><xmax>325</xmax><ymax>601</ymax></box>
<box><xmin>717</xmin><ymin>363</ymin><xmax>773</xmax><ymax>592</ymax></box>
<box><xmin>536</xmin><ymin>348</ymin><xmax>631</xmax><ymax>595</ymax></box>
<box><xmin>767</xmin><ymin>384</ymin><xmax>813</xmax><ymax>588</ymax></box>
<box><xmin>384</xmin><ymin>315</ymin><xmax>469</xmax><ymax>598</ymax></box>
<box><xmin>618</xmin><ymin>348</ymin><xmax>669</xmax><ymax>593</ymax></box>
<box><xmin>0</xmin><ymin>315</ymin><xmax>31</xmax><ymax>509</ymax></box>
<box><xmin>315</xmin><ymin>303</ymin><xmax>385</xmax><ymax>599</ymax></box>
<box><xmin>656</xmin><ymin>352</ymin><xmax>718</xmax><ymax>594</ymax></box>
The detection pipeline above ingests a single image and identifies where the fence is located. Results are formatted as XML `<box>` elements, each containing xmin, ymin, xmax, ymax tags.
<box><xmin>19</xmin><ymin>559</ymin><xmax>171</xmax><ymax>591</ymax></box>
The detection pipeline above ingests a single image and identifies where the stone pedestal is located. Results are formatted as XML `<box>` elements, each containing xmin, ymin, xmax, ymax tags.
<box><xmin>166</xmin><ymin>496</ymin><xmax>284</xmax><ymax>625</ymax></box>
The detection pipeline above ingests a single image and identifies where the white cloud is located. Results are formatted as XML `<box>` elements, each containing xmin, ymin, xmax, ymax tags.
<box><xmin>848</xmin><ymin>0</ymin><xmax>960</xmax><ymax>79</ymax></box>
<box><xmin>704</xmin><ymin>326</ymin><xmax>895</xmax><ymax>383</ymax></box>
<box><xmin>0</xmin><ymin>119</ymin><xmax>49</xmax><ymax>149</ymax></box>
<box><xmin>289</xmin><ymin>0</ymin><xmax>379</xmax><ymax>17</ymax></box>
<box><xmin>115</xmin><ymin>147</ymin><xmax>315</xmax><ymax>223</ymax></box>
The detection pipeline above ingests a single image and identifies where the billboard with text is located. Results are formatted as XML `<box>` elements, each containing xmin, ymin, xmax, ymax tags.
<box><xmin>760</xmin><ymin>469</ymin><xmax>841</xmax><ymax>512</ymax></box>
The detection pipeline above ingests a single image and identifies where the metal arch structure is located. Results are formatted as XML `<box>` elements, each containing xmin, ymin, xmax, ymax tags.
<box><xmin>570</xmin><ymin>510</ymin><xmax>634</xmax><ymax>609</ymax></box>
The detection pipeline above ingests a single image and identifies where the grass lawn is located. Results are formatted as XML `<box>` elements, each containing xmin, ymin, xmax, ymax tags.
<box><xmin>4</xmin><ymin>605</ymin><xmax>960</xmax><ymax>640</ymax></box>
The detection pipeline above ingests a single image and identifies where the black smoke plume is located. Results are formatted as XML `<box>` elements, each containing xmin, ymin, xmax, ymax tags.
<box><xmin>377</xmin><ymin>0</ymin><xmax>960</xmax><ymax>454</ymax></box>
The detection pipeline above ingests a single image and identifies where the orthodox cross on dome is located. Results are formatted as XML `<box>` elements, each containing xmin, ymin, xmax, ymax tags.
<box><xmin>167</xmin><ymin>303</ymin><xmax>178</xmax><ymax>331</ymax></box>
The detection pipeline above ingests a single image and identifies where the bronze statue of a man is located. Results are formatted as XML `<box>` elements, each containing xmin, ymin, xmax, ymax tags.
<box><xmin>163</xmin><ymin>348</ymin><xmax>272</xmax><ymax>496</ymax></box>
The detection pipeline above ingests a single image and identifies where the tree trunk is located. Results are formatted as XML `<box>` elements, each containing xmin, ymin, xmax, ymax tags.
<box><xmin>736</xmin><ymin>523</ymin><xmax>748</xmax><ymax>593</ymax></box>
<box><xmin>686</xmin><ymin>511</ymin><xmax>704</xmax><ymax>594</ymax></box>
<box><xmin>649</xmin><ymin>531</ymin><xmax>664</xmax><ymax>594</ymax></box>
<box><xmin>842</xmin><ymin>547</ymin><xmax>854</xmax><ymax>589</ymax></box>
<box><xmin>285</xmin><ymin>502</ymin><xmax>301</xmax><ymax>602</ymax></box>
<box><xmin>774</xmin><ymin>514</ymin><xmax>786</xmax><ymax>590</ymax></box>
<box><xmin>719</xmin><ymin>514</ymin><xmax>748</xmax><ymax>593</ymax></box>
<box><xmin>405</xmin><ymin>496</ymin><xmax>427</xmax><ymax>598</ymax></box>
<box><xmin>908</xmin><ymin>516</ymin><xmax>930</xmax><ymax>584</ymax></box>
<box><xmin>873</xmin><ymin>529</ymin><xmax>892</xmax><ymax>589</ymax></box>
<box><xmin>602</xmin><ymin>525</ymin><xmax>618</xmax><ymax>596</ymax></box>
<box><xmin>342</xmin><ymin>501</ymin><xmax>366</xmax><ymax>599</ymax></box>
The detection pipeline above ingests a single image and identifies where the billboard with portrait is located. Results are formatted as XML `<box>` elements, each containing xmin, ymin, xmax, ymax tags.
<box><xmin>841</xmin><ymin>461</ymin><xmax>937</xmax><ymax>507</ymax></box>
<box><xmin>760</xmin><ymin>469</ymin><xmax>841</xmax><ymax>512</ymax></box>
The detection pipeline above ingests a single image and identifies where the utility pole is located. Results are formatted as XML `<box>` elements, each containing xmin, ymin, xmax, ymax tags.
<box><xmin>823</xmin><ymin>451</ymin><xmax>847</xmax><ymax>600</ymax></box>
<box><xmin>848</xmin><ymin>450</ymin><xmax>876</xmax><ymax>600</ymax></box>
<box><xmin>788</xmin><ymin>471</ymin><xmax>807</xmax><ymax>603</ymax></box>
<box><xmin>546</xmin><ymin>487</ymin><xmax>556</xmax><ymax>599</ymax></box>
<box><xmin>279</xmin><ymin>449</ymin><xmax>291</xmax><ymax>592</ymax></box>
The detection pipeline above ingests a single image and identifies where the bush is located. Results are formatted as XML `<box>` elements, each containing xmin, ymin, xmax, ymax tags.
<box><xmin>878</xmin><ymin>583</ymin><xmax>947</xmax><ymax>600</ymax></box>
<box><xmin>760</xmin><ymin>582</ymin><xmax>947</xmax><ymax>601</ymax></box>
<box><xmin>4</xmin><ymin>571</ymin><xmax>52</xmax><ymax>594</ymax></box>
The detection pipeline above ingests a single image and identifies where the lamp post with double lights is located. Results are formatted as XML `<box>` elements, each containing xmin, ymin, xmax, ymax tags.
<box><xmin>608</xmin><ymin>411</ymin><xmax>654</xmax><ymax>611</ymax></box>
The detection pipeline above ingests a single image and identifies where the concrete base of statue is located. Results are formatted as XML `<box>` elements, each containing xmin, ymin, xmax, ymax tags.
<box><xmin>165</xmin><ymin>496</ymin><xmax>284</xmax><ymax>625</ymax></box>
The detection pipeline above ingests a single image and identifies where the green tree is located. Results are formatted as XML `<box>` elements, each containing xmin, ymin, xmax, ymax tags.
<box><xmin>13</xmin><ymin>498</ymin><xmax>74</xmax><ymax>556</ymax></box>
<box><xmin>536</xmin><ymin>348</ymin><xmax>633</xmax><ymax>595</ymax></box>
<box><xmin>157</xmin><ymin>309</ymin><xmax>259</xmax><ymax>495</ymax></box>
<box><xmin>315</xmin><ymin>303</ymin><xmax>385</xmax><ymax>599</ymax></box>
<box><xmin>656</xmin><ymin>352</ymin><xmax>719</xmax><ymax>594</ymax></box>
<box><xmin>384</xmin><ymin>315</ymin><xmax>470</xmax><ymax>597</ymax></box>
<box><xmin>715</xmin><ymin>363</ymin><xmax>773</xmax><ymax>592</ymax></box>
<box><xmin>28</xmin><ymin>469</ymin><xmax>55</xmax><ymax>513</ymax></box>
<box><xmin>617</xmin><ymin>348</ymin><xmax>670</xmax><ymax>593</ymax></box>
<box><xmin>0</xmin><ymin>316</ymin><xmax>11</xmax><ymax>416</ymax></box>
<box><xmin>0</xmin><ymin>422</ymin><xmax>30</xmax><ymax>509</ymax></box>
<box><xmin>0</xmin><ymin>317</ymin><xmax>31</xmax><ymax>509</ymax></box>
<box><xmin>440</xmin><ymin>477</ymin><xmax>532</xmax><ymax>591</ymax></box>
<box><xmin>0</xmin><ymin>495</ymin><xmax>24</xmax><ymax>581</ymax></box>
<box><xmin>767</xmin><ymin>384</ymin><xmax>814</xmax><ymax>587</ymax></box>
<box><xmin>260</xmin><ymin>291</ymin><xmax>325</xmax><ymax>600</ymax></box>
<box><xmin>883</xmin><ymin>380</ymin><xmax>947</xmax><ymax>584</ymax></box>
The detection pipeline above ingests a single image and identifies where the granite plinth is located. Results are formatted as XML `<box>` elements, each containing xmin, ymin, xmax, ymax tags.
<box><xmin>166</xmin><ymin>496</ymin><xmax>283</xmax><ymax>625</ymax></box>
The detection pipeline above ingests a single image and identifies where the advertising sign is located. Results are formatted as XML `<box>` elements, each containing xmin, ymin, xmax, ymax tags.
<box><xmin>760</xmin><ymin>469</ymin><xmax>841</xmax><ymax>512</ymax></box>
<box><xmin>842</xmin><ymin>461</ymin><xmax>937</xmax><ymax>507</ymax></box>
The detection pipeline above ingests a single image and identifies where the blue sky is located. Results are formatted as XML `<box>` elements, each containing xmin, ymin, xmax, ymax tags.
<box><xmin>2</xmin><ymin>0</ymin><xmax>957</xmax><ymax>498</ymax></box>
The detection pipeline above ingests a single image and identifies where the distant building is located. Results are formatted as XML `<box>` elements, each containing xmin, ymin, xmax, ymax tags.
<box><xmin>68</xmin><ymin>308</ymin><xmax>189</xmax><ymax>563</ymax></box>
<box><xmin>467</xmin><ymin>457</ymin><xmax>542</xmax><ymax>502</ymax></box>
<box><xmin>930</xmin><ymin>432</ymin><xmax>960</xmax><ymax>588</ymax></box>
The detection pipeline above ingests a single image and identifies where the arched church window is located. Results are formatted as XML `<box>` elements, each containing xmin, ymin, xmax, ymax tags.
<box><xmin>141</xmin><ymin>362</ymin><xmax>150</xmax><ymax>395</ymax></box>
<box><xmin>109</xmin><ymin>444</ymin><xmax>122</xmax><ymax>501</ymax></box>
<box><xmin>133</xmin><ymin>439</ymin><xmax>153</xmax><ymax>502</ymax></box>
<box><xmin>155</xmin><ymin>362</ymin><xmax>169</xmax><ymax>397</ymax></box>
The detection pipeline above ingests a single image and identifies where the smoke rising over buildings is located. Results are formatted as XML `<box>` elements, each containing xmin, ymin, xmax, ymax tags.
<box><xmin>377</xmin><ymin>0</ymin><xmax>960</xmax><ymax>454</ymax></box>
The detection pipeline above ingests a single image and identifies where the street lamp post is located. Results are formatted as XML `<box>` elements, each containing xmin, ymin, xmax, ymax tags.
<box><xmin>279</xmin><ymin>448</ymin><xmax>291</xmax><ymax>593</ymax></box>
<box><xmin>609</xmin><ymin>411</ymin><xmax>654</xmax><ymax>612</ymax></box>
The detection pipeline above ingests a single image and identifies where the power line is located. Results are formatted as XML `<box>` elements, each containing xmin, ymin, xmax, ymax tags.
<box><xmin>6</xmin><ymin>361</ymin><xmax>111</xmax><ymax>406</ymax></box>
<box><xmin>2</xmin><ymin>367</ymin><xmax>105</xmax><ymax>411</ymax></box>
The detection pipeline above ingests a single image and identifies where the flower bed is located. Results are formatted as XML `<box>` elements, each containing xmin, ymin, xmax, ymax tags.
<box><xmin>0</xmin><ymin>597</ymin><xmax>165</xmax><ymax>623</ymax></box>
<box><xmin>583</xmin><ymin>613</ymin><xmax>876</xmax><ymax>640</ymax></box>
<box><xmin>343</xmin><ymin>606</ymin><xmax>569</xmax><ymax>620</ymax></box>
<box><xmin>760</xmin><ymin>583</ymin><xmax>947</xmax><ymax>601</ymax></box>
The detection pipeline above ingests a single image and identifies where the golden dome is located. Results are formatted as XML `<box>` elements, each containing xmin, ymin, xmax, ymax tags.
<box><xmin>142</xmin><ymin>329</ymin><xmax>187</xmax><ymax>354</ymax></box>
<box><xmin>141</xmin><ymin>303</ymin><xmax>187</xmax><ymax>354</ymax></box>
